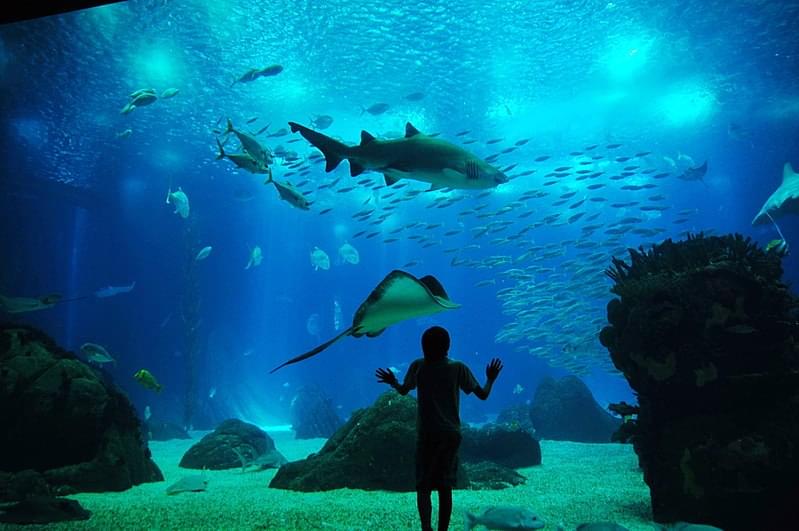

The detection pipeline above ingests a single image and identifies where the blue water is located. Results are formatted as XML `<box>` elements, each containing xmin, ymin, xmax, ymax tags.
<box><xmin>1</xmin><ymin>0</ymin><xmax>797</xmax><ymax>430</ymax></box>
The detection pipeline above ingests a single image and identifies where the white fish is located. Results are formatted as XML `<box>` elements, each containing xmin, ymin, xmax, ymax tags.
<box><xmin>465</xmin><ymin>506</ymin><xmax>544</xmax><ymax>530</ymax></box>
<box><xmin>94</xmin><ymin>281</ymin><xmax>136</xmax><ymax>298</ymax></box>
<box><xmin>246</xmin><ymin>245</ymin><xmax>263</xmax><ymax>269</ymax></box>
<box><xmin>337</xmin><ymin>241</ymin><xmax>360</xmax><ymax>265</ymax></box>
<box><xmin>208</xmin><ymin>387</ymin><xmax>216</xmax><ymax>399</ymax></box>
<box><xmin>166</xmin><ymin>186</ymin><xmax>190</xmax><ymax>218</ymax></box>
<box><xmin>512</xmin><ymin>383</ymin><xmax>525</xmax><ymax>394</ymax></box>
<box><xmin>195</xmin><ymin>246</ymin><xmax>212</xmax><ymax>261</ymax></box>
<box><xmin>144</xmin><ymin>405</ymin><xmax>152</xmax><ymax>421</ymax></box>
<box><xmin>310</xmin><ymin>246</ymin><xmax>330</xmax><ymax>270</ymax></box>
<box><xmin>80</xmin><ymin>342</ymin><xmax>116</xmax><ymax>365</ymax></box>
<box><xmin>160</xmin><ymin>87</ymin><xmax>180</xmax><ymax>99</ymax></box>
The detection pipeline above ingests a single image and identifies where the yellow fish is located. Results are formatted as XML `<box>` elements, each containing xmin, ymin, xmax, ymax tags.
<box><xmin>134</xmin><ymin>369</ymin><xmax>163</xmax><ymax>392</ymax></box>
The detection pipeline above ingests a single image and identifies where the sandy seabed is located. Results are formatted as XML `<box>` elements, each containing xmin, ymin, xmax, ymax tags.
<box><xmin>1</xmin><ymin>430</ymin><xmax>656</xmax><ymax>530</ymax></box>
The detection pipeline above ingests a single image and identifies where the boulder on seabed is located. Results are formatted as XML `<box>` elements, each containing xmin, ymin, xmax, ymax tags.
<box><xmin>530</xmin><ymin>375</ymin><xmax>621</xmax><ymax>442</ymax></box>
<box><xmin>179</xmin><ymin>418</ymin><xmax>286</xmax><ymax>470</ymax></box>
<box><xmin>0</xmin><ymin>324</ymin><xmax>163</xmax><ymax>501</ymax></box>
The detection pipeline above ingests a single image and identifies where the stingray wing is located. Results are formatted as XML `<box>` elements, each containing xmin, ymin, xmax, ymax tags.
<box><xmin>351</xmin><ymin>270</ymin><xmax>460</xmax><ymax>337</ymax></box>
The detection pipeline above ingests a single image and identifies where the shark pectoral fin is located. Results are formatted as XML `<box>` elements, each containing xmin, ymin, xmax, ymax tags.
<box><xmin>405</xmin><ymin>122</ymin><xmax>422</xmax><ymax>137</ymax></box>
<box><xmin>270</xmin><ymin>327</ymin><xmax>354</xmax><ymax>373</ymax></box>
<box><xmin>350</xmin><ymin>161</ymin><xmax>366</xmax><ymax>176</ymax></box>
<box><xmin>366</xmin><ymin>328</ymin><xmax>385</xmax><ymax>338</ymax></box>
<box><xmin>384</xmin><ymin>174</ymin><xmax>401</xmax><ymax>186</ymax></box>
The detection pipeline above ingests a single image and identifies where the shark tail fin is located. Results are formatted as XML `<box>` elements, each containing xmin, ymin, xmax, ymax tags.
<box><xmin>215</xmin><ymin>138</ymin><xmax>225</xmax><ymax>160</ymax></box>
<box><xmin>270</xmin><ymin>327</ymin><xmax>354</xmax><ymax>373</ymax></box>
<box><xmin>289</xmin><ymin>122</ymin><xmax>348</xmax><ymax>172</ymax></box>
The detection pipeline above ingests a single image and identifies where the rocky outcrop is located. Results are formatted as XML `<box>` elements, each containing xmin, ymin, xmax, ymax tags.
<box><xmin>495</xmin><ymin>403</ymin><xmax>536</xmax><ymax>436</ymax></box>
<box><xmin>600</xmin><ymin>233</ymin><xmax>799</xmax><ymax>529</ymax></box>
<box><xmin>530</xmin><ymin>376</ymin><xmax>620</xmax><ymax>442</ymax></box>
<box><xmin>460</xmin><ymin>424</ymin><xmax>541</xmax><ymax>468</ymax></box>
<box><xmin>179</xmin><ymin>418</ymin><xmax>286</xmax><ymax>470</ymax></box>
<box><xmin>289</xmin><ymin>384</ymin><xmax>343</xmax><ymax>439</ymax></box>
<box><xmin>270</xmin><ymin>392</ymin><xmax>540</xmax><ymax>492</ymax></box>
<box><xmin>0</xmin><ymin>325</ymin><xmax>163</xmax><ymax>501</ymax></box>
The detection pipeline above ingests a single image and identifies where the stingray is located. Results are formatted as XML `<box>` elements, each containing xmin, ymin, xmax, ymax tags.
<box><xmin>270</xmin><ymin>270</ymin><xmax>460</xmax><ymax>373</ymax></box>
<box><xmin>166</xmin><ymin>474</ymin><xmax>208</xmax><ymax>495</ymax></box>
<box><xmin>752</xmin><ymin>162</ymin><xmax>799</xmax><ymax>225</ymax></box>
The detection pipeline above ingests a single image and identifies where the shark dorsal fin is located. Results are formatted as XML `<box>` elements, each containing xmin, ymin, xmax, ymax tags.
<box><xmin>405</xmin><ymin>123</ymin><xmax>422</xmax><ymax>137</ymax></box>
<box><xmin>783</xmin><ymin>162</ymin><xmax>797</xmax><ymax>184</ymax></box>
<box><xmin>360</xmin><ymin>131</ymin><xmax>376</xmax><ymax>145</ymax></box>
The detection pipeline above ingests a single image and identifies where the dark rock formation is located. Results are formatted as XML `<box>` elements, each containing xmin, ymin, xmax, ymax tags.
<box><xmin>600</xmin><ymin>233</ymin><xmax>799</xmax><ymax>530</ymax></box>
<box><xmin>144</xmin><ymin>420</ymin><xmax>191</xmax><ymax>441</ymax></box>
<box><xmin>495</xmin><ymin>403</ymin><xmax>536</xmax><ymax>436</ymax></box>
<box><xmin>179</xmin><ymin>418</ymin><xmax>286</xmax><ymax>470</ymax></box>
<box><xmin>0</xmin><ymin>496</ymin><xmax>91</xmax><ymax>524</ymax></box>
<box><xmin>530</xmin><ymin>376</ymin><xmax>620</xmax><ymax>442</ymax></box>
<box><xmin>461</xmin><ymin>424</ymin><xmax>541</xmax><ymax>468</ymax></box>
<box><xmin>289</xmin><ymin>384</ymin><xmax>343</xmax><ymax>439</ymax></box>
<box><xmin>270</xmin><ymin>392</ymin><xmax>468</xmax><ymax>492</ymax></box>
<box><xmin>0</xmin><ymin>325</ymin><xmax>163</xmax><ymax>501</ymax></box>
<box><xmin>461</xmin><ymin>461</ymin><xmax>526</xmax><ymax>490</ymax></box>
<box><xmin>270</xmin><ymin>392</ymin><xmax>542</xmax><ymax>492</ymax></box>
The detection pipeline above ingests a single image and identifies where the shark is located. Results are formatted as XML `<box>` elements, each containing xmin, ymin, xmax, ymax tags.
<box><xmin>270</xmin><ymin>270</ymin><xmax>460</xmax><ymax>372</ymax></box>
<box><xmin>752</xmin><ymin>162</ymin><xmax>799</xmax><ymax>225</ymax></box>
<box><xmin>287</xmin><ymin>121</ymin><xmax>509</xmax><ymax>190</ymax></box>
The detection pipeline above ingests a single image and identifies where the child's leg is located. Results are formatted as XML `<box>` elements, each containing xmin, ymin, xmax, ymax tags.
<box><xmin>417</xmin><ymin>489</ymin><xmax>433</xmax><ymax>531</ymax></box>
<box><xmin>437</xmin><ymin>488</ymin><xmax>452</xmax><ymax>531</ymax></box>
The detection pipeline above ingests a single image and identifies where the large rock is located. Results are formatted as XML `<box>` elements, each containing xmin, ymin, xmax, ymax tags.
<box><xmin>601</xmin><ymin>233</ymin><xmax>799</xmax><ymax>529</ymax></box>
<box><xmin>179</xmin><ymin>419</ymin><xmax>286</xmax><ymax>470</ymax></box>
<box><xmin>0</xmin><ymin>325</ymin><xmax>163</xmax><ymax>501</ymax></box>
<box><xmin>289</xmin><ymin>384</ymin><xmax>343</xmax><ymax>439</ymax></box>
<box><xmin>496</xmin><ymin>403</ymin><xmax>536</xmax><ymax>437</ymax></box>
<box><xmin>461</xmin><ymin>424</ymin><xmax>541</xmax><ymax>468</ymax></box>
<box><xmin>270</xmin><ymin>392</ymin><xmax>538</xmax><ymax>492</ymax></box>
<box><xmin>530</xmin><ymin>376</ymin><xmax>620</xmax><ymax>442</ymax></box>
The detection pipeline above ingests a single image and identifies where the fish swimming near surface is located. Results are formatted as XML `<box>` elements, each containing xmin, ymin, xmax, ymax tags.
<box><xmin>270</xmin><ymin>270</ymin><xmax>460</xmax><ymax>373</ymax></box>
<box><xmin>677</xmin><ymin>161</ymin><xmax>708</xmax><ymax>185</ymax></box>
<box><xmin>230</xmin><ymin>64</ymin><xmax>283</xmax><ymax>87</ymax></box>
<box><xmin>464</xmin><ymin>506</ymin><xmax>545</xmax><ymax>530</ymax></box>
<box><xmin>94</xmin><ymin>281</ymin><xmax>136</xmax><ymax>298</ymax></box>
<box><xmin>160</xmin><ymin>87</ymin><xmax>179</xmax><ymax>99</ymax></box>
<box><xmin>752</xmin><ymin>162</ymin><xmax>799</xmax><ymax>225</ymax></box>
<box><xmin>287</xmin><ymin>121</ymin><xmax>509</xmax><ymax>191</ymax></box>
<box><xmin>338</xmin><ymin>241</ymin><xmax>360</xmax><ymax>264</ymax></box>
<box><xmin>310</xmin><ymin>114</ymin><xmax>334</xmax><ymax>129</ymax></box>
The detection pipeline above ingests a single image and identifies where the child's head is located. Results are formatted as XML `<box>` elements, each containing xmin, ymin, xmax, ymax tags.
<box><xmin>422</xmin><ymin>326</ymin><xmax>450</xmax><ymax>361</ymax></box>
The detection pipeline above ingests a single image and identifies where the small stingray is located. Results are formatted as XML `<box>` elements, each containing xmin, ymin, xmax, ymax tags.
<box><xmin>270</xmin><ymin>270</ymin><xmax>460</xmax><ymax>372</ymax></box>
<box><xmin>752</xmin><ymin>162</ymin><xmax>799</xmax><ymax>225</ymax></box>
<box><xmin>166</xmin><ymin>475</ymin><xmax>208</xmax><ymax>495</ymax></box>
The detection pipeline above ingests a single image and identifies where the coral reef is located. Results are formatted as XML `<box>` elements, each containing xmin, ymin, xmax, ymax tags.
<box><xmin>600</xmin><ymin>233</ymin><xmax>799</xmax><ymax>529</ymax></box>
<box><xmin>0</xmin><ymin>324</ymin><xmax>163</xmax><ymax>501</ymax></box>
<box><xmin>179</xmin><ymin>418</ymin><xmax>286</xmax><ymax>470</ymax></box>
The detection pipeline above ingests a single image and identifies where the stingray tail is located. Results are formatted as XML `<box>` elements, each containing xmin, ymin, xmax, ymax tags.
<box><xmin>287</xmin><ymin>122</ymin><xmax>348</xmax><ymax>172</ymax></box>
<box><xmin>269</xmin><ymin>327</ymin><xmax>354</xmax><ymax>373</ymax></box>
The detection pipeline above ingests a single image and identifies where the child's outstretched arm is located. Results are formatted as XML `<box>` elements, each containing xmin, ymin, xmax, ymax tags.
<box><xmin>376</xmin><ymin>367</ymin><xmax>412</xmax><ymax>395</ymax></box>
<box><xmin>474</xmin><ymin>358</ymin><xmax>503</xmax><ymax>400</ymax></box>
